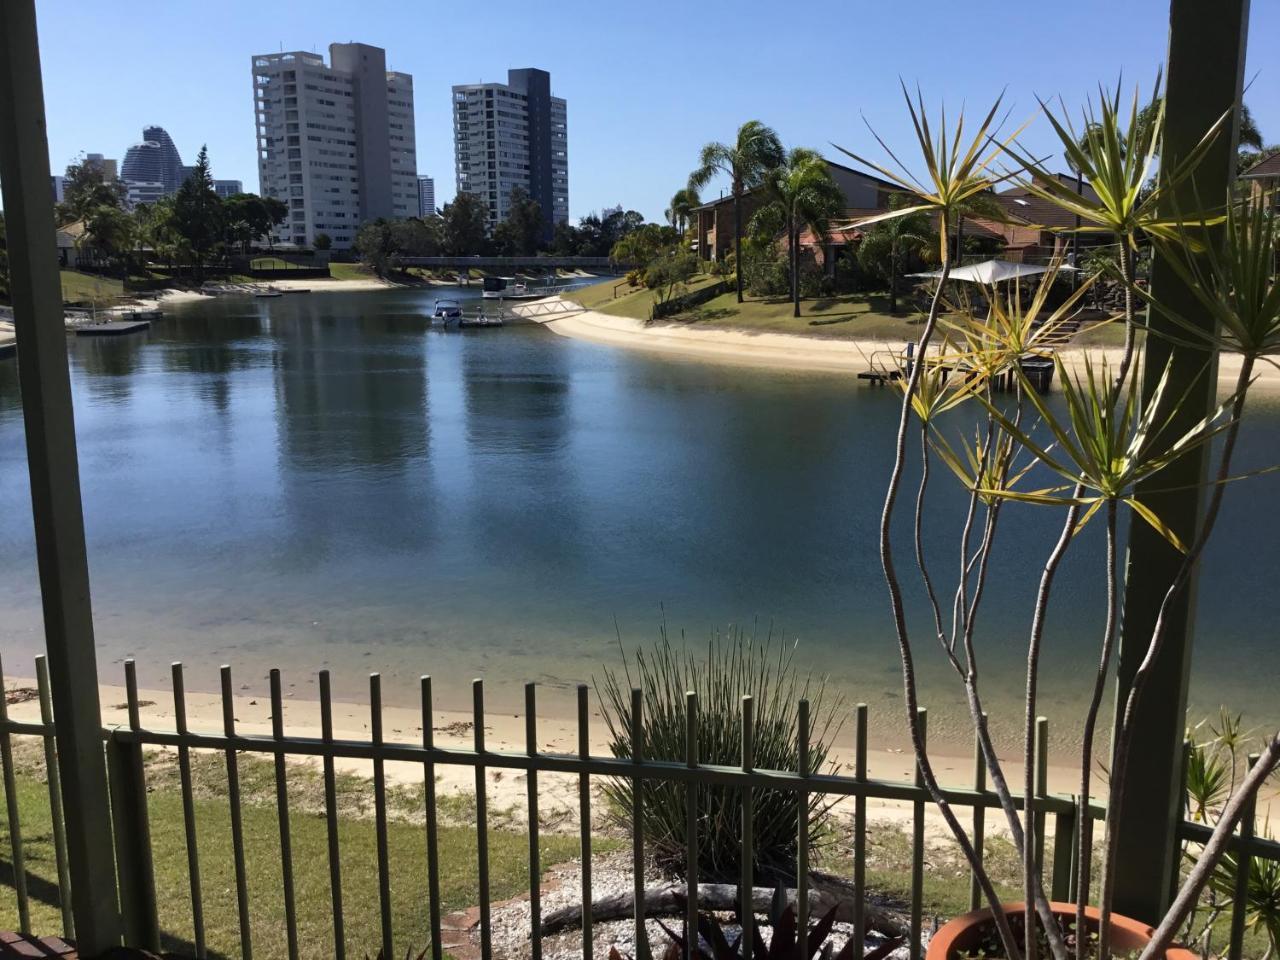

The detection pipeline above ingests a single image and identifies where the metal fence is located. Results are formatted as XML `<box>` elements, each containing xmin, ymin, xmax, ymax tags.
<box><xmin>0</xmin><ymin>652</ymin><xmax>1275</xmax><ymax>960</ymax></box>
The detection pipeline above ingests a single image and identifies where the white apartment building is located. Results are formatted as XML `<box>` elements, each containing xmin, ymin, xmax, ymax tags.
<box><xmin>452</xmin><ymin>68</ymin><xmax>567</xmax><ymax>241</ymax></box>
<box><xmin>252</xmin><ymin>43</ymin><xmax>416</xmax><ymax>248</ymax></box>
<box><xmin>417</xmin><ymin>175</ymin><xmax>435</xmax><ymax>218</ymax></box>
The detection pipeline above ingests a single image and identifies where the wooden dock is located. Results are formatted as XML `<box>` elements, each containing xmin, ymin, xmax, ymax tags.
<box><xmin>73</xmin><ymin>320</ymin><xmax>150</xmax><ymax>337</ymax></box>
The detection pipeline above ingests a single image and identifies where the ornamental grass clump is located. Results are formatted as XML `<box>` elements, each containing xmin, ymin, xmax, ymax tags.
<box><xmin>597</xmin><ymin>622</ymin><xmax>842</xmax><ymax>884</ymax></box>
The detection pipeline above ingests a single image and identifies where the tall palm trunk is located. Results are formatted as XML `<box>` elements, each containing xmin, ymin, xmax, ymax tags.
<box><xmin>791</xmin><ymin>220</ymin><xmax>800</xmax><ymax>318</ymax></box>
<box><xmin>733</xmin><ymin>177</ymin><xmax>744</xmax><ymax>303</ymax></box>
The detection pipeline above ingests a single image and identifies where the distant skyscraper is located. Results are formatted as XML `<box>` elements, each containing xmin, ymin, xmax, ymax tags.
<box><xmin>452</xmin><ymin>68</ymin><xmax>568</xmax><ymax>240</ymax></box>
<box><xmin>121</xmin><ymin>126</ymin><xmax>186</xmax><ymax>201</ymax></box>
<box><xmin>253</xmin><ymin>43</ymin><xmax>417</xmax><ymax>248</ymax></box>
<box><xmin>214</xmin><ymin>180</ymin><xmax>244</xmax><ymax>199</ymax></box>
<box><xmin>601</xmin><ymin>204</ymin><xmax>623</xmax><ymax>219</ymax></box>
<box><xmin>417</xmin><ymin>176</ymin><xmax>435</xmax><ymax>217</ymax></box>
<box><xmin>50</xmin><ymin>175</ymin><xmax>64</xmax><ymax>204</ymax></box>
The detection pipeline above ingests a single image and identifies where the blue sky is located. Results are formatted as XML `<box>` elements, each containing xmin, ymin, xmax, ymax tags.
<box><xmin>33</xmin><ymin>0</ymin><xmax>1279</xmax><ymax>224</ymax></box>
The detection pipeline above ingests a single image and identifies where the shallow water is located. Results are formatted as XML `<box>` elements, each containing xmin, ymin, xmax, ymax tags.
<box><xmin>1</xmin><ymin>284</ymin><xmax>1277</xmax><ymax>751</ymax></box>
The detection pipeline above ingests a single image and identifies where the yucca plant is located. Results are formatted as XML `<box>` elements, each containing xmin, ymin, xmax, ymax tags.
<box><xmin>597</xmin><ymin>623</ymin><xmax>842</xmax><ymax>884</ymax></box>
<box><xmin>848</xmin><ymin>74</ymin><xmax>1280</xmax><ymax>960</ymax></box>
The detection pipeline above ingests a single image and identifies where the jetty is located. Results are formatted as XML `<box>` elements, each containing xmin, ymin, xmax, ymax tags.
<box><xmin>74</xmin><ymin>320</ymin><xmax>151</xmax><ymax>337</ymax></box>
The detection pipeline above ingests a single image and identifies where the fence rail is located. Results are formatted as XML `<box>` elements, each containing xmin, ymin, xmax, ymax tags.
<box><xmin>0</xmin><ymin>653</ymin><xmax>1273</xmax><ymax>959</ymax></box>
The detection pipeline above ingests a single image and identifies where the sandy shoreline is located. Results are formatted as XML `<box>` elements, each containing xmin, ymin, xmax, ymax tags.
<box><xmin>0</xmin><ymin>675</ymin><xmax>1097</xmax><ymax>839</ymax></box>
<box><xmin>536</xmin><ymin>303</ymin><xmax>1279</xmax><ymax>392</ymax></box>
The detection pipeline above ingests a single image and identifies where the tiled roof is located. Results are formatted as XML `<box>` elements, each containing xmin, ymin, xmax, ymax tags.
<box><xmin>1242</xmin><ymin>151</ymin><xmax>1280</xmax><ymax>179</ymax></box>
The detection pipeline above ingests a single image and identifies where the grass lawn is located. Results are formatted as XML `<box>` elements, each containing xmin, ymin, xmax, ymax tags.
<box><xmin>671</xmin><ymin>290</ymin><xmax>927</xmax><ymax>341</ymax></box>
<box><xmin>328</xmin><ymin>261</ymin><xmax>378</xmax><ymax>282</ymax></box>
<box><xmin>59</xmin><ymin>270</ymin><xmax>125</xmax><ymax>304</ymax></box>
<box><xmin>573</xmin><ymin>274</ymin><xmax>726</xmax><ymax>321</ymax></box>
<box><xmin>0</xmin><ymin>743</ymin><xmax>585</xmax><ymax>959</ymax></box>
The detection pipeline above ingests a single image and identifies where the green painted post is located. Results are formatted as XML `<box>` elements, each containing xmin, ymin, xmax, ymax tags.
<box><xmin>0</xmin><ymin>1</ymin><xmax>122</xmax><ymax>951</ymax></box>
<box><xmin>1109</xmin><ymin>0</ymin><xmax>1249</xmax><ymax>925</ymax></box>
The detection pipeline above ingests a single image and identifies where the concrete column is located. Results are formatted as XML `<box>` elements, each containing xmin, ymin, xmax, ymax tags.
<box><xmin>0</xmin><ymin>0</ymin><xmax>122</xmax><ymax>950</ymax></box>
<box><xmin>1110</xmin><ymin>0</ymin><xmax>1249</xmax><ymax>925</ymax></box>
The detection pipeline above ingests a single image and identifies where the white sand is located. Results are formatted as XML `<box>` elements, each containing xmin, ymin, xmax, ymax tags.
<box><xmin>535</xmin><ymin>303</ymin><xmax>1280</xmax><ymax>393</ymax></box>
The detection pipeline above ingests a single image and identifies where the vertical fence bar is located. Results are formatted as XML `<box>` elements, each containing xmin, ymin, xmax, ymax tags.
<box><xmin>474</xmin><ymin>679</ymin><xmax>493</xmax><ymax>960</ymax></box>
<box><xmin>1034</xmin><ymin>717</ymin><xmax>1049</xmax><ymax>874</ymax></box>
<box><xmin>796</xmin><ymin>699</ymin><xmax>810</xmax><ymax>937</ymax></box>
<box><xmin>1170</xmin><ymin>740</ymin><xmax>1192</xmax><ymax>910</ymax></box>
<box><xmin>371</xmin><ymin>674</ymin><xmax>394</xmax><ymax>960</ymax></box>
<box><xmin>270</xmin><ymin>670</ymin><xmax>300</xmax><ymax>960</ymax></box>
<box><xmin>0</xmin><ymin>655</ymin><xmax>30</xmax><ymax>933</ymax></box>
<box><xmin>1051</xmin><ymin>808</ymin><xmax>1075</xmax><ymax>903</ymax></box>
<box><xmin>853</xmin><ymin>704</ymin><xmax>868</xmax><ymax>959</ymax></box>
<box><xmin>578</xmin><ymin>684</ymin><xmax>593</xmax><ymax>960</ymax></box>
<box><xmin>222</xmin><ymin>665</ymin><xmax>253</xmax><ymax>960</ymax></box>
<box><xmin>35</xmin><ymin>656</ymin><xmax>71</xmax><ymax>937</ymax></box>
<box><xmin>969</xmin><ymin>716</ymin><xmax>987</xmax><ymax>911</ymax></box>
<box><xmin>1227</xmin><ymin>753</ymin><xmax>1258</xmax><ymax>960</ymax></box>
<box><xmin>422</xmin><ymin>676</ymin><xmax>442</xmax><ymax>960</ymax></box>
<box><xmin>171</xmin><ymin>663</ymin><xmax>206</xmax><ymax>959</ymax></box>
<box><xmin>108</xmin><ymin>659</ymin><xmax>159</xmax><ymax>951</ymax></box>
<box><xmin>631</xmin><ymin>688</ymin><xmax>649</xmax><ymax>959</ymax></box>
<box><xmin>526</xmin><ymin>683</ymin><xmax>542</xmax><ymax>960</ymax></box>
<box><xmin>910</xmin><ymin>709</ymin><xmax>927</xmax><ymax>960</ymax></box>
<box><xmin>684</xmin><ymin>692</ymin><xmax>698</xmax><ymax>960</ymax></box>
<box><xmin>319</xmin><ymin>671</ymin><xmax>346</xmax><ymax>960</ymax></box>
<box><xmin>741</xmin><ymin>695</ymin><xmax>755</xmax><ymax>960</ymax></box>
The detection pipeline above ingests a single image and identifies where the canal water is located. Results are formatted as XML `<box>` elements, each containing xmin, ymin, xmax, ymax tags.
<box><xmin>1</xmin><ymin>283</ymin><xmax>1277</xmax><ymax>749</ymax></box>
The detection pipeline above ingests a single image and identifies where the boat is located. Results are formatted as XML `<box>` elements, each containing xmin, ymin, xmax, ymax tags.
<box><xmin>282</xmin><ymin>287</ymin><xmax>311</xmax><ymax>294</ymax></box>
<box><xmin>254</xmin><ymin>286</ymin><xmax>284</xmax><ymax>298</ymax></box>
<box><xmin>119</xmin><ymin>307</ymin><xmax>163</xmax><ymax>321</ymax></box>
<box><xmin>480</xmin><ymin>276</ymin><xmax>543</xmax><ymax>300</ymax></box>
<box><xmin>458</xmin><ymin>308</ymin><xmax>504</xmax><ymax>329</ymax></box>
<box><xmin>432</xmin><ymin>298</ymin><xmax>462</xmax><ymax>323</ymax></box>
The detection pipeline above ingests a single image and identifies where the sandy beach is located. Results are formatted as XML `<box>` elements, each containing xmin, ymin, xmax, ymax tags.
<box><xmin>1</xmin><ymin>674</ymin><xmax>1104</xmax><ymax>841</ymax></box>
<box><xmin>534</xmin><ymin>302</ymin><xmax>1279</xmax><ymax>393</ymax></box>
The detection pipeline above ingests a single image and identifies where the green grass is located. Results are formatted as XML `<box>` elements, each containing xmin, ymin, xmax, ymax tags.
<box><xmin>665</xmin><ymin>289</ymin><xmax>927</xmax><ymax>341</ymax></box>
<box><xmin>0</xmin><ymin>742</ymin><xmax>587</xmax><ymax>959</ymax></box>
<box><xmin>573</xmin><ymin>274</ymin><xmax>724</xmax><ymax>320</ymax></box>
<box><xmin>59</xmin><ymin>270</ymin><xmax>124</xmax><ymax>304</ymax></box>
<box><xmin>328</xmin><ymin>262</ymin><xmax>378</xmax><ymax>282</ymax></box>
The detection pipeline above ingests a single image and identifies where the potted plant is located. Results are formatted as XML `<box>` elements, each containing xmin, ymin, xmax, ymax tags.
<box><xmin>837</xmin><ymin>74</ymin><xmax>1280</xmax><ymax>960</ymax></box>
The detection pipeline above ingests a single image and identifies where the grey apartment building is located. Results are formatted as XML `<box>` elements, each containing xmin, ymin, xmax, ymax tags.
<box><xmin>253</xmin><ymin>42</ymin><xmax>416</xmax><ymax>248</ymax></box>
<box><xmin>452</xmin><ymin>68</ymin><xmax>567</xmax><ymax>240</ymax></box>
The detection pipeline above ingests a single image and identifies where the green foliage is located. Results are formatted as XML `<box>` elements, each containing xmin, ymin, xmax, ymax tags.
<box><xmin>688</xmin><ymin>121</ymin><xmax>785</xmax><ymax>197</ymax></box>
<box><xmin>744</xmin><ymin>258</ymin><xmax>788</xmax><ymax>297</ymax></box>
<box><xmin>58</xmin><ymin>153</ymin><xmax>126</xmax><ymax>224</ymax></box>
<box><xmin>355</xmin><ymin>218</ymin><xmax>444</xmax><ymax>276</ymax></box>
<box><xmin>597</xmin><ymin>624</ymin><xmax>841</xmax><ymax>883</ymax></box>
<box><xmin>643</xmin><ymin>249</ymin><xmax>698</xmax><ymax>304</ymax></box>
<box><xmin>491</xmin><ymin>186</ymin><xmax>543</xmax><ymax>256</ymax></box>
<box><xmin>855</xmin><ymin>196</ymin><xmax>932</xmax><ymax>313</ymax></box>
<box><xmin>611</xmin><ymin>223</ymin><xmax>679</xmax><ymax>272</ymax></box>
<box><xmin>441</xmin><ymin>192</ymin><xmax>490</xmax><ymax>256</ymax></box>
<box><xmin>170</xmin><ymin>145</ymin><xmax>224</xmax><ymax>280</ymax></box>
<box><xmin>667</xmin><ymin>187</ymin><xmax>701</xmax><ymax>236</ymax></box>
<box><xmin>313</xmin><ymin>232</ymin><xmax>332</xmax><ymax>251</ymax></box>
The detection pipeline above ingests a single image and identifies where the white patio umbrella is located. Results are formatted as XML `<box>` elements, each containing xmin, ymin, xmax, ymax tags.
<box><xmin>907</xmin><ymin>259</ymin><xmax>1074</xmax><ymax>284</ymax></box>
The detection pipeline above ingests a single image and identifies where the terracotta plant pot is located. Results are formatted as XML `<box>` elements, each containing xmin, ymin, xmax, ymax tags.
<box><xmin>925</xmin><ymin>901</ymin><xmax>1196</xmax><ymax>960</ymax></box>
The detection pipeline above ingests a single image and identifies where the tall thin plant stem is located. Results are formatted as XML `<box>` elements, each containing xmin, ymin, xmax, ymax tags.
<box><xmin>1100</xmin><ymin>354</ymin><xmax>1255</xmax><ymax>957</ymax></box>
<box><xmin>914</xmin><ymin>423</ymin><xmax>949</xmax><ymax>657</ymax></box>
<box><xmin>1140</xmin><ymin>730</ymin><xmax>1280</xmax><ymax>960</ymax></box>
<box><xmin>880</xmin><ymin>253</ymin><xmax>1023</xmax><ymax>960</ymax></box>
<box><xmin>1074</xmin><ymin>499</ymin><xmax>1119</xmax><ymax>960</ymax></box>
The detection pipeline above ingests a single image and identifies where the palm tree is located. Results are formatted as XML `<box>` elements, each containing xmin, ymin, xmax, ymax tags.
<box><xmin>666</xmin><ymin>187</ymin><xmax>701</xmax><ymax>238</ymax></box>
<box><xmin>688</xmin><ymin>121</ymin><xmax>784</xmax><ymax>303</ymax></box>
<box><xmin>756</xmin><ymin>149</ymin><xmax>844</xmax><ymax>317</ymax></box>
<box><xmin>856</xmin><ymin>198</ymin><xmax>932</xmax><ymax>314</ymax></box>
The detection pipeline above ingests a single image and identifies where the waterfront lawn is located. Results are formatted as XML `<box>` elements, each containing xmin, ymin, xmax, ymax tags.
<box><xmin>666</xmin><ymin>290</ymin><xmax>926</xmax><ymax>342</ymax></box>
<box><xmin>573</xmin><ymin>273</ymin><xmax>724</xmax><ymax>320</ymax></box>
<box><xmin>0</xmin><ymin>743</ymin><xmax>583</xmax><ymax>960</ymax></box>
<box><xmin>59</xmin><ymin>269</ymin><xmax>125</xmax><ymax>304</ymax></box>
<box><xmin>328</xmin><ymin>261</ymin><xmax>379</xmax><ymax>282</ymax></box>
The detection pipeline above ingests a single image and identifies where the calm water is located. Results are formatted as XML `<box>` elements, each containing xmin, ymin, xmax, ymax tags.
<box><xmin>1</xmin><ymin>285</ymin><xmax>1277</xmax><ymax>748</ymax></box>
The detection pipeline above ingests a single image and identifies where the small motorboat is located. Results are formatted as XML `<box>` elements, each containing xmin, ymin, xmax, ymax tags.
<box><xmin>254</xmin><ymin>286</ymin><xmax>284</xmax><ymax>298</ymax></box>
<box><xmin>432</xmin><ymin>298</ymin><xmax>462</xmax><ymax>323</ymax></box>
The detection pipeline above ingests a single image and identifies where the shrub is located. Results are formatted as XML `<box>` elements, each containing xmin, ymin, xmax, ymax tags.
<box><xmin>744</xmin><ymin>258</ymin><xmax>787</xmax><ymax>296</ymax></box>
<box><xmin>625</xmin><ymin>268</ymin><xmax>643</xmax><ymax>287</ymax></box>
<box><xmin>597</xmin><ymin>623</ymin><xmax>842</xmax><ymax>884</ymax></box>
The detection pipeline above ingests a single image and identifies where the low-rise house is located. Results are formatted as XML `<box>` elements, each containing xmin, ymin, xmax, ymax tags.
<box><xmin>1240</xmin><ymin>151</ymin><xmax>1280</xmax><ymax>211</ymax></box>
<box><xmin>692</xmin><ymin>160</ymin><xmax>904</xmax><ymax>264</ymax></box>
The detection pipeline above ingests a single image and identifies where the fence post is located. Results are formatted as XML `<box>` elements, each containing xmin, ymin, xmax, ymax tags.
<box><xmin>0</xmin><ymin>2</ymin><xmax>123</xmax><ymax>950</ymax></box>
<box><xmin>1109</xmin><ymin>0</ymin><xmax>1249</xmax><ymax>925</ymax></box>
<box><xmin>106</xmin><ymin>730</ymin><xmax>159</xmax><ymax>950</ymax></box>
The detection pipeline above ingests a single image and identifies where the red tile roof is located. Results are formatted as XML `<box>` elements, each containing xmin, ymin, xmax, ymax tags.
<box><xmin>1242</xmin><ymin>151</ymin><xmax>1280</xmax><ymax>179</ymax></box>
